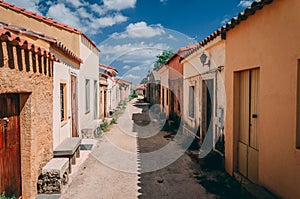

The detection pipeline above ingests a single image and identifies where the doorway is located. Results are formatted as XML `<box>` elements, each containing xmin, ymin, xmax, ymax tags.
<box><xmin>237</xmin><ymin>69</ymin><xmax>259</xmax><ymax>183</ymax></box>
<box><xmin>202</xmin><ymin>79</ymin><xmax>214</xmax><ymax>145</ymax></box>
<box><xmin>0</xmin><ymin>94</ymin><xmax>21</xmax><ymax>197</ymax></box>
<box><xmin>94</xmin><ymin>80</ymin><xmax>98</xmax><ymax>119</ymax></box>
<box><xmin>71</xmin><ymin>75</ymin><xmax>79</xmax><ymax>137</ymax></box>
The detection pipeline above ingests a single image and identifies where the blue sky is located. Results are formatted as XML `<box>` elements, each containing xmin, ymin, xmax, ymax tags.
<box><xmin>5</xmin><ymin>0</ymin><xmax>255</xmax><ymax>83</ymax></box>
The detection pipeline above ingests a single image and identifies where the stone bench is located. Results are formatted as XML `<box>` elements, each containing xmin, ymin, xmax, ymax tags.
<box><xmin>53</xmin><ymin>137</ymin><xmax>81</xmax><ymax>173</ymax></box>
<box><xmin>37</xmin><ymin>158</ymin><xmax>69</xmax><ymax>194</ymax></box>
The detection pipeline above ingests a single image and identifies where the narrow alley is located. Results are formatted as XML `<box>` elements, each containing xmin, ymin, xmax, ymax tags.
<box><xmin>59</xmin><ymin>99</ymin><xmax>253</xmax><ymax>199</ymax></box>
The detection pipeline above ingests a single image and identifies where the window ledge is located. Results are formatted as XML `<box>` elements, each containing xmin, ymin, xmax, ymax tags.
<box><xmin>85</xmin><ymin>110</ymin><xmax>90</xmax><ymax>114</ymax></box>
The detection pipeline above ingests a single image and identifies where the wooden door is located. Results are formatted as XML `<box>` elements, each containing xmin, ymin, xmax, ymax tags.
<box><xmin>71</xmin><ymin>75</ymin><xmax>79</xmax><ymax>137</ymax></box>
<box><xmin>237</xmin><ymin>69</ymin><xmax>259</xmax><ymax>183</ymax></box>
<box><xmin>0</xmin><ymin>94</ymin><xmax>21</xmax><ymax>197</ymax></box>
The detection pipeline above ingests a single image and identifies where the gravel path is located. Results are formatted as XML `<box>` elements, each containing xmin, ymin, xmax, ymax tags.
<box><xmin>60</xmin><ymin>102</ymin><xmax>141</xmax><ymax>199</ymax></box>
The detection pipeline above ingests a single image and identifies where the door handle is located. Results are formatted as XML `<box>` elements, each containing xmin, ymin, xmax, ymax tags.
<box><xmin>252</xmin><ymin>114</ymin><xmax>258</xmax><ymax>118</ymax></box>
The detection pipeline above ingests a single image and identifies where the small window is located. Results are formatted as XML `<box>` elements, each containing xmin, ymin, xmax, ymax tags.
<box><xmin>85</xmin><ymin>79</ymin><xmax>90</xmax><ymax>113</ymax></box>
<box><xmin>189</xmin><ymin>86</ymin><xmax>195</xmax><ymax>118</ymax></box>
<box><xmin>60</xmin><ymin>83</ymin><xmax>67</xmax><ymax>122</ymax></box>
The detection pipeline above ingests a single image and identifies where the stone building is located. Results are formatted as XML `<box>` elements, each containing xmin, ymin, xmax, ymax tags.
<box><xmin>0</xmin><ymin>29</ymin><xmax>58</xmax><ymax>198</ymax></box>
<box><xmin>0</xmin><ymin>0</ymin><xmax>100</xmax><ymax>139</ymax></box>
<box><xmin>0</xmin><ymin>21</ymin><xmax>82</xmax><ymax>149</ymax></box>
<box><xmin>181</xmin><ymin>33</ymin><xmax>226</xmax><ymax>157</ymax></box>
<box><xmin>116</xmin><ymin>78</ymin><xmax>132</xmax><ymax>103</ymax></box>
<box><xmin>147</xmin><ymin>70</ymin><xmax>160</xmax><ymax>106</ymax></box>
<box><xmin>99</xmin><ymin>64</ymin><xmax>109</xmax><ymax>118</ymax></box>
<box><xmin>105</xmin><ymin>65</ymin><xmax>118</xmax><ymax>115</ymax></box>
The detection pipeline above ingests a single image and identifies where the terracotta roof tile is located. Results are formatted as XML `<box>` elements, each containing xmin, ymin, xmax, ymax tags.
<box><xmin>0</xmin><ymin>21</ymin><xmax>82</xmax><ymax>64</ymax></box>
<box><xmin>0</xmin><ymin>0</ymin><xmax>99</xmax><ymax>52</ymax></box>
<box><xmin>182</xmin><ymin>0</ymin><xmax>273</xmax><ymax>60</ymax></box>
<box><xmin>0</xmin><ymin>29</ymin><xmax>58</xmax><ymax>61</ymax></box>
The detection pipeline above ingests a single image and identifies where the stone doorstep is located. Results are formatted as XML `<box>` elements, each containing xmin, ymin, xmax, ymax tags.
<box><xmin>233</xmin><ymin>172</ymin><xmax>279</xmax><ymax>199</ymax></box>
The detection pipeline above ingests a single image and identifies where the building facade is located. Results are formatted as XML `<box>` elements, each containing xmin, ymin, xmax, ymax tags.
<box><xmin>0</xmin><ymin>29</ymin><xmax>57</xmax><ymax>198</ymax></box>
<box><xmin>182</xmin><ymin>35</ymin><xmax>226</xmax><ymax>156</ymax></box>
<box><xmin>0</xmin><ymin>0</ymin><xmax>100</xmax><ymax>138</ymax></box>
<box><xmin>224</xmin><ymin>0</ymin><xmax>300</xmax><ymax>198</ymax></box>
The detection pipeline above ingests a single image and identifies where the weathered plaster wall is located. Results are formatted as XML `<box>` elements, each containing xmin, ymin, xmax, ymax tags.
<box><xmin>0</xmin><ymin>43</ymin><xmax>54</xmax><ymax>199</ymax></box>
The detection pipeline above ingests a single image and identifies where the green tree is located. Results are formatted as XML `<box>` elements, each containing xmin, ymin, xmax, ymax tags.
<box><xmin>153</xmin><ymin>50</ymin><xmax>174</xmax><ymax>71</ymax></box>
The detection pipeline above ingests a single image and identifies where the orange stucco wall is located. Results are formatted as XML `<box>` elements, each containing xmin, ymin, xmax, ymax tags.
<box><xmin>225</xmin><ymin>0</ymin><xmax>300</xmax><ymax>198</ymax></box>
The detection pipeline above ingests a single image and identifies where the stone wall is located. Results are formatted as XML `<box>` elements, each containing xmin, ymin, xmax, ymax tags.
<box><xmin>0</xmin><ymin>40</ymin><xmax>54</xmax><ymax>199</ymax></box>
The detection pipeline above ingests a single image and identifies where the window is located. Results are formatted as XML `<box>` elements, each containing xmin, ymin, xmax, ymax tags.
<box><xmin>60</xmin><ymin>83</ymin><xmax>67</xmax><ymax>122</ymax></box>
<box><xmin>189</xmin><ymin>86</ymin><xmax>195</xmax><ymax>118</ymax></box>
<box><xmin>94</xmin><ymin>80</ymin><xmax>98</xmax><ymax>119</ymax></box>
<box><xmin>85</xmin><ymin>79</ymin><xmax>90</xmax><ymax>113</ymax></box>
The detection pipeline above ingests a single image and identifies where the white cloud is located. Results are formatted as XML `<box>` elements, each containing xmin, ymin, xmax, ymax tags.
<box><xmin>238</xmin><ymin>0</ymin><xmax>254</xmax><ymax>8</ymax></box>
<box><xmin>103</xmin><ymin>0</ymin><xmax>137</xmax><ymax>10</ymax></box>
<box><xmin>125</xmin><ymin>74</ymin><xmax>140</xmax><ymax>79</ymax></box>
<box><xmin>91</xmin><ymin>3</ymin><xmax>108</xmax><ymax>16</ymax></box>
<box><xmin>47</xmin><ymin>4</ymin><xmax>81</xmax><ymax>29</ymax></box>
<box><xmin>123</xmin><ymin>65</ymin><xmax>131</xmax><ymax>69</ymax></box>
<box><xmin>100</xmin><ymin>42</ymin><xmax>168</xmax><ymax>58</ymax></box>
<box><xmin>99</xmin><ymin>42</ymin><xmax>169</xmax><ymax>66</ymax></box>
<box><xmin>5</xmin><ymin>0</ymin><xmax>41</xmax><ymax>13</ymax></box>
<box><xmin>91</xmin><ymin>14</ymin><xmax>128</xmax><ymax>29</ymax></box>
<box><xmin>63</xmin><ymin>0</ymin><xmax>84</xmax><ymax>8</ymax></box>
<box><xmin>131</xmin><ymin>66</ymin><xmax>146</xmax><ymax>71</ymax></box>
<box><xmin>112</xmin><ymin>21</ymin><xmax>166</xmax><ymax>39</ymax></box>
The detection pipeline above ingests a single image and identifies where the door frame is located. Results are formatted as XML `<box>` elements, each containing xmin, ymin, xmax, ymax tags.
<box><xmin>71</xmin><ymin>75</ymin><xmax>79</xmax><ymax>137</ymax></box>
<box><xmin>200</xmin><ymin>75</ymin><xmax>216</xmax><ymax>146</ymax></box>
<box><xmin>234</xmin><ymin>68</ymin><xmax>260</xmax><ymax>183</ymax></box>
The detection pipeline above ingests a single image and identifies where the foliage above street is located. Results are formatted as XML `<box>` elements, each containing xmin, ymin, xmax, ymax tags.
<box><xmin>153</xmin><ymin>50</ymin><xmax>174</xmax><ymax>71</ymax></box>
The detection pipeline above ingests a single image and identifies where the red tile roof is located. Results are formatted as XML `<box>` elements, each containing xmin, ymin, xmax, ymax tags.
<box><xmin>0</xmin><ymin>0</ymin><xmax>80</xmax><ymax>34</ymax></box>
<box><xmin>0</xmin><ymin>29</ymin><xmax>58</xmax><ymax>61</ymax></box>
<box><xmin>0</xmin><ymin>21</ymin><xmax>82</xmax><ymax>64</ymax></box>
<box><xmin>182</xmin><ymin>0</ymin><xmax>273</xmax><ymax>60</ymax></box>
<box><xmin>0</xmin><ymin>0</ymin><xmax>100</xmax><ymax>52</ymax></box>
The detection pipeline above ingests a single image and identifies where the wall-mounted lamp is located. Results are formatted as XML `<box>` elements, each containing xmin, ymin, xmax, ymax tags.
<box><xmin>217</xmin><ymin>65</ymin><xmax>224</xmax><ymax>72</ymax></box>
<box><xmin>200</xmin><ymin>53</ymin><xmax>210</xmax><ymax>67</ymax></box>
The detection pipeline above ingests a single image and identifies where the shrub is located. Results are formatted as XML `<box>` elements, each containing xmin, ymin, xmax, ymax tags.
<box><xmin>110</xmin><ymin>117</ymin><xmax>117</xmax><ymax>124</ymax></box>
<box><xmin>0</xmin><ymin>192</ymin><xmax>17</xmax><ymax>199</ymax></box>
<box><xmin>129</xmin><ymin>93</ymin><xmax>138</xmax><ymax>101</ymax></box>
<box><xmin>100</xmin><ymin>118</ymin><xmax>109</xmax><ymax>131</ymax></box>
